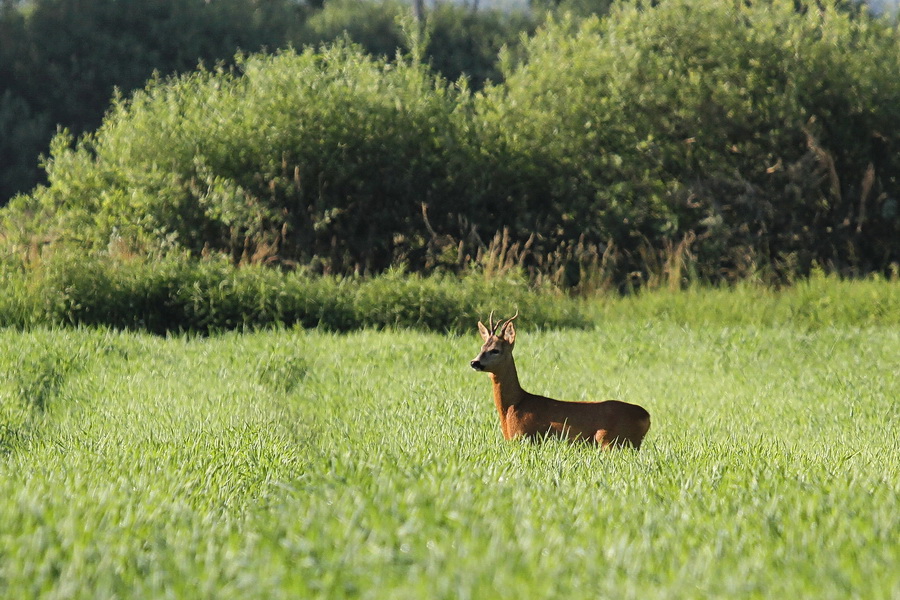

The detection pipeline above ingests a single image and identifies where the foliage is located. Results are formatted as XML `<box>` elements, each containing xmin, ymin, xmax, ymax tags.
<box><xmin>0</xmin><ymin>0</ymin><xmax>533</xmax><ymax>203</ymax></box>
<box><xmin>2</xmin><ymin>250</ymin><xmax>898</xmax><ymax>334</ymax></box>
<box><xmin>4</xmin><ymin>0</ymin><xmax>900</xmax><ymax>285</ymax></box>
<box><xmin>0</xmin><ymin>251</ymin><xmax>590</xmax><ymax>333</ymax></box>
<box><xmin>424</xmin><ymin>2</ymin><xmax>536</xmax><ymax>88</ymax></box>
<box><xmin>8</xmin><ymin>44</ymin><xmax>483</xmax><ymax>273</ymax></box>
<box><xmin>0</xmin><ymin>92</ymin><xmax>48</xmax><ymax>200</ymax></box>
<box><xmin>1</xmin><ymin>323</ymin><xmax>898</xmax><ymax>596</ymax></box>
<box><xmin>301</xmin><ymin>0</ymin><xmax>406</xmax><ymax>60</ymax></box>
<box><xmin>529</xmin><ymin>0</ymin><xmax>615</xmax><ymax>19</ymax></box>
<box><xmin>0</xmin><ymin>0</ymin><xmax>313</xmax><ymax>202</ymax></box>
<box><xmin>478</xmin><ymin>0</ymin><xmax>900</xmax><ymax>280</ymax></box>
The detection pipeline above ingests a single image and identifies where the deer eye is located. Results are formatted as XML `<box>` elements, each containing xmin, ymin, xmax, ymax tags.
<box><xmin>489</xmin><ymin>349</ymin><xmax>500</xmax><ymax>355</ymax></box>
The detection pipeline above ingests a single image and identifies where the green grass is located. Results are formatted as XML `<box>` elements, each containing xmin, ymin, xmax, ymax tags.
<box><xmin>0</xmin><ymin>252</ymin><xmax>591</xmax><ymax>332</ymax></box>
<box><xmin>2</xmin><ymin>250</ymin><xmax>898</xmax><ymax>333</ymax></box>
<box><xmin>1</xmin><ymin>317</ymin><xmax>899</xmax><ymax>598</ymax></box>
<box><xmin>591</xmin><ymin>274</ymin><xmax>900</xmax><ymax>329</ymax></box>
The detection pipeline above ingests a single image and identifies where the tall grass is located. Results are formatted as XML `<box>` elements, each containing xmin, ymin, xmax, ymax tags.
<box><xmin>1</xmin><ymin>250</ymin><xmax>897</xmax><ymax>333</ymax></box>
<box><xmin>1</xmin><ymin>322</ymin><xmax>898</xmax><ymax>598</ymax></box>
<box><xmin>592</xmin><ymin>272</ymin><xmax>900</xmax><ymax>329</ymax></box>
<box><xmin>0</xmin><ymin>252</ymin><xmax>589</xmax><ymax>333</ymax></box>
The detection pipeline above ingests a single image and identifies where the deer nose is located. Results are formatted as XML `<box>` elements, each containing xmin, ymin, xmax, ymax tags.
<box><xmin>470</xmin><ymin>360</ymin><xmax>483</xmax><ymax>371</ymax></box>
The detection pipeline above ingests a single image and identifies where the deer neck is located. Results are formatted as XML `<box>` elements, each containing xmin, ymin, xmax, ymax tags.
<box><xmin>489</xmin><ymin>356</ymin><xmax>525</xmax><ymax>415</ymax></box>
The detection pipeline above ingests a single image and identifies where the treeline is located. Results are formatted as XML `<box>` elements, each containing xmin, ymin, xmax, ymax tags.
<box><xmin>2</xmin><ymin>0</ymin><xmax>899</xmax><ymax>289</ymax></box>
<box><xmin>0</xmin><ymin>0</ymin><xmax>543</xmax><ymax>203</ymax></box>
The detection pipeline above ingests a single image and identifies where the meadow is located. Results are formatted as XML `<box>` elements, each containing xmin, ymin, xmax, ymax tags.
<box><xmin>1</xmin><ymin>294</ymin><xmax>898</xmax><ymax>598</ymax></box>
<box><xmin>1</xmin><ymin>1</ymin><xmax>897</xmax><ymax>594</ymax></box>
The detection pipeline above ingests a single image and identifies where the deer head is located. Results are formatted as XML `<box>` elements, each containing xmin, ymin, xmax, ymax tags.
<box><xmin>470</xmin><ymin>310</ymin><xmax>518</xmax><ymax>373</ymax></box>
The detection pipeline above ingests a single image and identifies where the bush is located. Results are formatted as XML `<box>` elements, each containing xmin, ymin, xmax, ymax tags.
<box><xmin>477</xmin><ymin>0</ymin><xmax>900</xmax><ymax>280</ymax></box>
<box><xmin>3</xmin><ymin>0</ymin><xmax>899</xmax><ymax>287</ymax></box>
<box><xmin>0</xmin><ymin>252</ymin><xmax>589</xmax><ymax>333</ymax></box>
<box><xmin>0</xmin><ymin>0</ymin><xmax>534</xmax><ymax>204</ymax></box>
<box><xmin>0</xmin><ymin>0</ymin><xmax>313</xmax><ymax>203</ymax></box>
<box><xmin>9</xmin><ymin>44</ymin><xmax>481</xmax><ymax>274</ymax></box>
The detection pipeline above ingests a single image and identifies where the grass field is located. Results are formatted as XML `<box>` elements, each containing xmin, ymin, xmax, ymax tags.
<box><xmin>1</xmin><ymin>313</ymin><xmax>899</xmax><ymax>598</ymax></box>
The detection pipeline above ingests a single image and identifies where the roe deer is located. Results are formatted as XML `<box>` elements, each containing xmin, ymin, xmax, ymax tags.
<box><xmin>470</xmin><ymin>312</ymin><xmax>651</xmax><ymax>448</ymax></box>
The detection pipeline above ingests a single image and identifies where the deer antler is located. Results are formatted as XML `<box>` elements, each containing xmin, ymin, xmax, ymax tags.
<box><xmin>487</xmin><ymin>309</ymin><xmax>518</xmax><ymax>337</ymax></box>
<box><xmin>497</xmin><ymin>309</ymin><xmax>519</xmax><ymax>334</ymax></box>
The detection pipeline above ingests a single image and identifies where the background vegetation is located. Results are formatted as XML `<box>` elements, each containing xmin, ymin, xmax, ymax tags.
<box><xmin>0</xmin><ymin>0</ymin><xmax>537</xmax><ymax>203</ymax></box>
<box><xmin>3</xmin><ymin>0</ymin><xmax>898</xmax><ymax>290</ymax></box>
<box><xmin>1</xmin><ymin>249</ymin><xmax>896</xmax><ymax>333</ymax></box>
<box><xmin>482</xmin><ymin>2</ymin><xmax>900</xmax><ymax>282</ymax></box>
<box><xmin>0</xmin><ymin>251</ymin><xmax>590</xmax><ymax>332</ymax></box>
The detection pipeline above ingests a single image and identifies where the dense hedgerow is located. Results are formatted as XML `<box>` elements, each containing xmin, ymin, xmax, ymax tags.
<box><xmin>477</xmin><ymin>0</ymin><xmax>900</xmax><ymax>279</ymax></box>
<box><xmin>0</xmin><ymin>0</ymin><xmax>535</xmax><ymax>203</ymax></box>
<box><xmin>2</xmin><ymin>0</ymin><xmax>899</xmax><ymax>286</ymax></box>
<box><xmin>0</xmin><ymin>252</ymin><xmax>589</xmax><ymax>333</ymax></box>
<box><xmin>1</xmin><ymin>251</ymin><xmax>896</xmax><ymax>334</ymax></box>
<box><xmin>6</xmin><ymin>44</ymin><xmax>485</xmax><ymax>274</ymax></box>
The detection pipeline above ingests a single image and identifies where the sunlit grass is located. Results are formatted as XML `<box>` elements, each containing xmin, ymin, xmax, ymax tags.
<box><xmin>1</xmin><ymin>316</ymin><xmax>898</xmax><ymax>598</ymax></box>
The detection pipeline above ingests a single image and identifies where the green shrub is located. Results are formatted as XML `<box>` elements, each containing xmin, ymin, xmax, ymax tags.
<box><xmin>299</xmin><ymin>0</ymin><xmax>535</xmax><ymax>88</ymax></box>
<box><xmin>0</xmin><ymin>0</ymin><xmax>315</xmax><ymax>203</ymax></box>
<box><xmin>0</xmin><ymin>253</ymin><xmax>588</xmax><ymax>334</ymax></box>
<box><xmin>4</xmin><ymin>1</ymin><xmax>899</xmax><ymax>286</ymax></box>
<box><xmin>424</xmin><ymin>3</ymin><xmax>536</xmax><ymax>88</ymax></box>
<box><xmin>301</xmin><ymin>0</ymin><xmax>406</xmax><ymax>59</ymax></box>
<box><xmin>10</xmin><ymin>43</ymin><xmax>480</xmax><ymax>274</ymax></box>
<box><xmin>477</xmin><ymin>0</ymin><xmax>900</xmax><ymax>280</ymax></box>
<box><xmin>0</xmin><ymin>253</ymin><xmax>37</xmax><ymax>329</ymax></box>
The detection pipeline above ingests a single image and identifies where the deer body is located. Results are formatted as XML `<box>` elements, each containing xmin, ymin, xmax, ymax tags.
<box><xmin>471</xmin><ymin>314</ymin><xmax>650</xmax><ymax>449</ymax></box>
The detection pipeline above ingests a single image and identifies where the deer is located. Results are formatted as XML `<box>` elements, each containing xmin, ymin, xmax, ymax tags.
<box><xmin>470</xmin><ymin>312</ymin><xmax>651</xmax><ymax>449</ymax></box>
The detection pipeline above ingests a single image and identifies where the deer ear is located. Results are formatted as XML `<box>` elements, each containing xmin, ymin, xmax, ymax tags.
<box><xmin>501</xmin><ymin>320</ymin><xmax>516</xmax><ymax>344</ymax></box>
<box><xmin>477</xmin><ymin>321</ymin><xmax>491</xmax><ymax>341</ymax></box>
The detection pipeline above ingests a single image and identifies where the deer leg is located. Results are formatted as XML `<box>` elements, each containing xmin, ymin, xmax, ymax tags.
<box><xmin>594</xmin><ymin>429</ymin><xmax>610</xmax><ymax>447</ymax></box>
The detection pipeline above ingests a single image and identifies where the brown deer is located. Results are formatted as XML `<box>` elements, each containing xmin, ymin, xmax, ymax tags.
<box><xmin>470</xmin><ymin>312</ymin><xmax>651</xmax><ymax>448</ymax></box>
